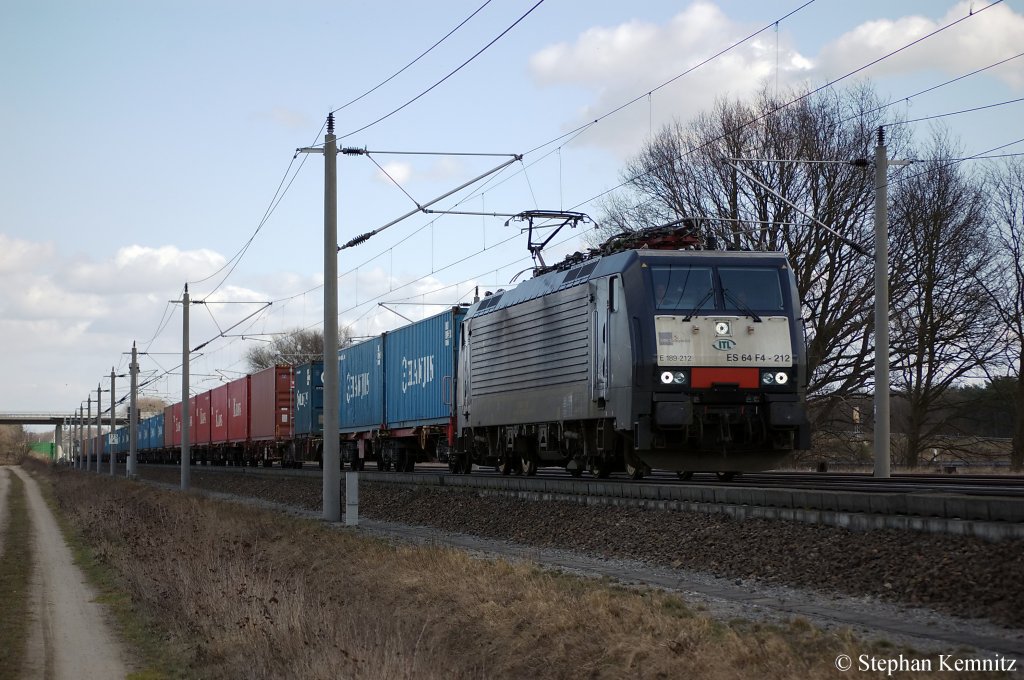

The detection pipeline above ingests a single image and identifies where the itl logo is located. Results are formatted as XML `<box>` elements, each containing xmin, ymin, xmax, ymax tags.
<box><xmin>713</xmin><ymin>339</ymin><xmax>736</xmax><ymax>351</ymax></box>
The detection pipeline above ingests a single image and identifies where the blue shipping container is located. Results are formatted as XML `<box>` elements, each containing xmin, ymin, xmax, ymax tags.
<box><xmin>143</xmin><ymin>413</ymin><xmax>164</xmax><ymax>451</ymax></box>
<box><xmin>294</xmin><ymin>361</ymin><xmax>324</xmax><ymax>437</ymax></box>
<box><xmin>338</xmin><ymin>336</ymin><xmax>384</xmax><ymax>431</ymax></box>
<box><xmin>385</xmin><ymin>307</ymin><xmax>466</xmax><ymax>429</ymax></box>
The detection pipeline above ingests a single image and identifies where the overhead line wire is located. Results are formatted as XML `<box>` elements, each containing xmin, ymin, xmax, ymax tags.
<box><xmin>331</xmin><ymin>0</ymin><xmax>495</xmax><ymax>115</ymax></box>
<box><xmin>158</xmin><ymin>0</ymin><xmax>1000</xmax><ymax>368</ymax></box>
<box><xmin>337</xmin><ymin>0</ymin><xmax>547</xmax><ymax>139</ymax></box>
<box><xmin>207</xmin><ymin>0</ymin><xmax>825</xmax><ymax>346</ymax></box>
<box><xmin>887</xmin><ymin>96</ymin><xmax>1024</xmax><ymax>127</ymax></box>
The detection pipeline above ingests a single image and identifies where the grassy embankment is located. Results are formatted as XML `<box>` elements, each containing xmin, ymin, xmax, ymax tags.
<box><xmin>36</xmin><ymin>461</ymin><xmax>1004</xmax><ymax>680</ymax></box>
<box><xmin>0</xmin><ymin>469</ymin><xmax>32</xmax><ymax>680</ymax></box>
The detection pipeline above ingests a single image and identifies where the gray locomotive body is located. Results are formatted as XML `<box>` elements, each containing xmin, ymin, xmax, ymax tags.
<box><xmin>454</xmin><ymin>248</ymin><xmax>809</xmax><ymax>478</ymax></box>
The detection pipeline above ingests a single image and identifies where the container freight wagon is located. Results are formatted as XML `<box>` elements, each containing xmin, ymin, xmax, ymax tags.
<box><xmin>249</xmin><ymin>365</ymin><xmax>294</xmax><ymax>467</ymax></box>
<box><xmin>337</xmin><ymin>306</ymin><xmax>467</xmax><ymax>472</ymax></box>
<box><xmin>193</xmin><ymin>390</ymin><xmax>213</xmax><ymax>462</ymax></box>
<box><xmin>338</xmin><ymin>336</ymin><xmax>384</xmax><ymax>470</ymax></box>
<box><xmin>211</xmin><ymin>383</ymin><xmax>229</xmax><ymax>446</ymax></box>
<box><xmin>225</xmin><ymin>375</ymin><xmax>250</xmax><ymax>465</ymax></box>
<box><xmin>140</xmin><ymin>412</ymin><xmax>164</xmax><ymax>463</ymax></box>
<box><xmin>288</xmin><ymin>361</ymin><xmax>323</xmax><ymax>468</ymax></box>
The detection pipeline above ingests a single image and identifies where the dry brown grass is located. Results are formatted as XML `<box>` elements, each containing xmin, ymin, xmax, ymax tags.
<box><xmin>43</xmin><ymin>467</ymin><xmax>1001</xmax><ymax>679</ymax></box>
<box><xmin>0</xmin><ymin>469</ymin><xmax>32</xmax><ymax>680</ymax></box>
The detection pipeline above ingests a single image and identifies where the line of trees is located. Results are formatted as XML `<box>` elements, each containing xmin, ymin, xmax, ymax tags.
<box><xmin>598</xmin><ymin>83</ymin><xmax>1023</xmax><ymax>469</ymax></box>
<box><xmin>0</xmin><ymin>424</ymin><xmax>28</xmax><ymax>464</ymax></box>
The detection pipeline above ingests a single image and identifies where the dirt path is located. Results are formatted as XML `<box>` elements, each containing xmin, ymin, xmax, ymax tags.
<box><xmin>11</xmin><ymin>466</ymin><xmax>133</xmax><ymax>679</ymax></box>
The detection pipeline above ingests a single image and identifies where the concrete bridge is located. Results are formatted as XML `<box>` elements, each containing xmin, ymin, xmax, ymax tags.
<box><xmin>0</xmin><ymin>413</ymin><xmax>129</xmax><ymax>426</ymax></box>
<box><xmin>1</xmin><ymin>413</ymin><xmax>130</xmax><ymax>462</ymax></box>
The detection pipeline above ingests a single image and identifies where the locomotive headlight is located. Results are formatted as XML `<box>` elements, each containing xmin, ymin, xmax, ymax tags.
<box><xmin>762</xmin><ymin>372</ymin><xmax>775</xmax><ymax>385</ymax></box>
<box><xmin>714</xmin><ymin>321</ymin><xmax>731</xmax><ymax>336</ymax></box>
<box><xmin>660</xmin><ymin>370</ymin><xmax>688</xmax><ymax>385</ymax></box>
<box><xmin>775</xmin><ymin>371</ymin><xmax>789</xmax><ymax>385</ymax></box>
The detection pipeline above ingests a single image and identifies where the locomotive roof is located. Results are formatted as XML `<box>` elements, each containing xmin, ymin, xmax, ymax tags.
<box><xmin>466</xmin><ymin>248</ymin><xmax>790</xmax><ymax>319</ymax></box>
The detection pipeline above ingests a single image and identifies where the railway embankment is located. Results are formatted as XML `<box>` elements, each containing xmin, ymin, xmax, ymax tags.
<box><xmin>131</xmin><ymin>466</ymin><xmax>1024</xmax><ymax>633</ymax></box>
<box><xmin>42</xmin><ymin>462</ymin><xmax>973</xmax><ymax>680</ymax></box>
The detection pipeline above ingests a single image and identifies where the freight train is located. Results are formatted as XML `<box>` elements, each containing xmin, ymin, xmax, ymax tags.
<box><xmin>95</xmin><ymin>222</ymin><xmax>810</xmax><ymax>479</ymax></box>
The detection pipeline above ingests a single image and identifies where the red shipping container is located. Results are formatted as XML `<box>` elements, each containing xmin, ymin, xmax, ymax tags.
<box><xmin>194</xmin><ymin>390</ymin><xmax>212</xmax><ymax>446</ymax></box>
<box><xmin>163</xmin><ymin>404</ymin><xmax>174</xmax><ymax>448</ymax></box>
<box><xmin>250</xmin><ymin>365</ymin><xmax>294</xmax><ymax>441</ymax></box>
<box><xmin>171</xmin><ymin>402</ymin><xmax>183</xmax><ymax>447</ymax></box>
<box><xmin>227</xmin><ymin>375</ymin><xmax>250</xmax><ymax>444</ymax></box>
<box><xmin>211</xmin><ymin>384</ymin><xmax>229</xmax><ymax>444</ymax></box>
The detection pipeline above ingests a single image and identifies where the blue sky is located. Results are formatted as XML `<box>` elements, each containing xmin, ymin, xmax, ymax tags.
<box><xmin>2</xmin><ymin>0</ymin><xmax>1022</xmax><ymax>418</ymax></box>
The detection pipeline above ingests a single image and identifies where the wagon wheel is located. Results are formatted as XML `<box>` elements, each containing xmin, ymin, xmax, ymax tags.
<box><xmin>625</xmin><ymin>459</ymin><xmax>646</xmax><ymax>481</ymax></box>
<box><xmin>588</xmin><ymin>456</ymin><xmax>611</xmax><ymax>479</ymax></box>
<box><xmin>521</xmin><ymin>453</ymin><xmax>538</xmax><ymax>476</ymax></box>
<box><xmin>715</xmin><ymin>471</ymin><xmax>736</xmax><ymax>482</ymax></box>
<box><xmin>676</xmin><ymin>471</ymin><xmax>693</xmax><ymax>480</ymax></box>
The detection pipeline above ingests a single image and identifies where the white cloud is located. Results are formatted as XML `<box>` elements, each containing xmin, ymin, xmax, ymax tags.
<box><xmin>529</xmin><ymin>2</ymin><xmax>811</xmax><ymax>157</ymax></box>
<box><xmin>265</xmin><ymin>107</ymin><xmax>314</xmax><ymax>130</ymax></box>
<box><xmin>376</xmin><ymin>161</ymin><xmax>412</xmax><ymax>185</ymax></box>
<box><xmin>0</xmin><ymin>234</ymin><xmax>54</xmax><ymax>274</ymax></box>
<box><xmin>67</xmin><ymin>245</ymin><xmax>226</xmax><ymax>294</ymax></box>
<box><xmin>817</xmin><ymin>2</ymin><xmax>1024</xmax><ymax>88</ymax></box>
<box><xmin>372</xmin><ymin>158</ymin><xmax>465</xmax><ymax>186</ymax></box>
<box><xmin>528</xmin><ymin>1</ymin><xmax>1024</xmax><ymax>158</ymax></box>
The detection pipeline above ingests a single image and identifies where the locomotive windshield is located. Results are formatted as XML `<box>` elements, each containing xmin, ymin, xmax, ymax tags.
<box><xmin>652</xmin><ymin>265</ymin><xmax>713</xmax><ymax>311</ymax></box>
<box><xmin>651</xmin><ymin>264</ymin><xmax>785</xmax><ymax>312</ymax></box>
<box><xmin>719</xmin><ymin>267</ymin><xmax>785</xmax><ymax>311</ymax></box>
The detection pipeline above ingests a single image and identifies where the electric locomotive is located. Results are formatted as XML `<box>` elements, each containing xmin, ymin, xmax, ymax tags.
<box><xmin>451</xmin><ymin>223</ymin><xmax>810</xmax><ymax>479</ymax></box>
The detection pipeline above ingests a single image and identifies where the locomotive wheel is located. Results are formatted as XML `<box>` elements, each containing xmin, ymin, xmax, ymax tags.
<box><xmin>676</xmin><ymin>471</ymin><xmax>693</xmax><ymax>480</ymax></box>
<box><xmin>625</xmin><ymin>460</ymin><xmax>645</xmax><ymax>480</ymax></box>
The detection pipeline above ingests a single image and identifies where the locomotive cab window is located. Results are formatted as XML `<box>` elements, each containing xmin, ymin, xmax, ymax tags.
<box><xmin>718</xmin><ymin>267</ymin><xmax>784</xmax><ymax>311</ymax></box>
<box><xmin>651</xmin><ymin>265</ymin><xmax>713</xmax><ymax>311</ymax></box>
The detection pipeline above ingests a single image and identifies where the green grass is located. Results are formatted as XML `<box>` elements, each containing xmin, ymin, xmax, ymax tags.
<box><xmin>0</xmin><ymin>471</ymin><xmax>33</xmax><ymax>680</ymax></box>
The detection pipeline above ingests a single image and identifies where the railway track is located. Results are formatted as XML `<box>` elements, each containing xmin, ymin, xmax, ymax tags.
<box><xmin>133</xmin><ymin>462</ymin><xmax>1024</xmax><ymax>540</ymax></box>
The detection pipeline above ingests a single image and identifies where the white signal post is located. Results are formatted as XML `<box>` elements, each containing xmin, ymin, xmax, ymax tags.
<box><xmin>95</xmin><ymin>384</ymin><xmax>102</xmax><ymax>472</ymax></box>
<box><xmin>109</xmin><ymin>368</ymin><xmax>116</xmax><ymax>476</ymax></box>
<box><xmin>181</xmin><ymin>284</ymin><xmax>191</xmax><ymax>491</ymax></box>
<box><xmin>871</xmin><ymin>127</ymin><xmax>911</xmax><ymax>479</ymax></box>
<box><xmin>128</xmin><ymin>342</ymin><xmax>139</xmax><ymax>478</ymax></box>
<box><xmin>873</xmin><ymin>130</ymin><xmax>891</xmax><ymax>478</ymax></box>
<box><xmin>298</xmin><ymin>114</ymin><xmax>345</xmax><ymax>523</ymax></box>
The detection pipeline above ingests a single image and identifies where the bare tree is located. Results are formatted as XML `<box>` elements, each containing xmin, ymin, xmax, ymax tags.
<box><xmin>0</xmin><ymin>424</ymin><xmax>28</xmax><ymax>464</ymax></box>
<box><xmin>887</xmin><ymin>131</ymin><xmax>1000</xmax><ymax>467</ymax></box>
<box><xmin>598</xmin><ymin>84</ymin><xmax>907</xmax><ymax>426</ymax></box>
<box><xmin>245</xmin><ymin>327</ymin><xmax>352</xmax><ymax>372</ymax></box>
<box><xmin>986</xmin><ymin>158</ymin><xmax>1024</xmax><ymax>469</ymax></box>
